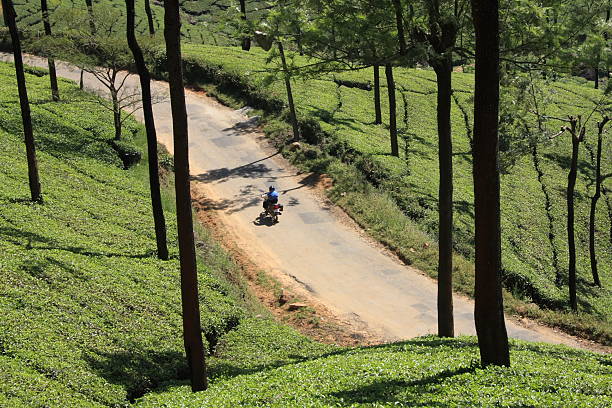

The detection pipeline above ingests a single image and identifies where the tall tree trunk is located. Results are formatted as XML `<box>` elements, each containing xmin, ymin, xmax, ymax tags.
<box><xmin>144</xmin><ymin>0</ymin><xmax>155</xmax><ymax>35</ymax></box>
<box><xmin>239</xmin><ymin>0</ymin><xmax>251</xmax><ymax>50</ymax></box>
<box><xmin>433</xmin><ymin>55</ymin><xmax>454</xmax><ymax>338</ymax></box>
<box><xmin>470</xmin><ymin>0</ymin><xmax>510</xmax><ymax>367</ymax></box>
<box><xmin>82</xmin><ymin>0</ymin><xmax>95</xmax><ymax>88</ymax></box>
<box><xmin>385</xmin><ymin>63</ymin><xmax>399</xmax><ymax>157</ymax></box>
<box><xmin>391</xmin><ymin>0</ymin><xmax>407</xmax><ymax>55</ymax></box>
<box><xmin>84</xmin><ymin>0</ymin><xmax>96</xmax><ymax>34</ymax></box>
<box><xmin>566</xmin><ymin>117</ymin><xmax>583</xmax><ymax>312</ymax></box>
<box><xmin>594</xmin><ymin>59</ymin><xmax>599</xmax><ymax>89</ymax></box>
<box><xmin>2</xmin><ymin>0</ymin><xmax>42</xmax><ymax>202</ymax></box>
<box><xmin>373</xmin><ymin>64</ymin><xmax>382</xmax><ymax>125</ymax></box>
<box><xmin>589</xmin><ymin>117</ymin><xmax>609</xmax><ymax>288</ymax></box>
<box><xmin>126</xmin><ymin>0</ymin><xmax>168</xmax><ymax>261</ymax></box>
<box><xmin>111</xmin><ymin>89</ymin><xmax>122</xmax><ymax>141</ymax></box>
<box><xmin>40</xmin><ymin>0</ymin><xmax>59</xmax><ymax>101</ymax></box>
<box><xmin>278</xmin><ymin>41</ymin><xmax>300</xmax><ymax>141</ymax></box>
<box><xmin>163</xmin><ymin>0</ymin><xmax>207</xmax><ymax>391</ymax></box>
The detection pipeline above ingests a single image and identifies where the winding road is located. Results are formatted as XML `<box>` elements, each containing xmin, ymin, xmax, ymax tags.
<box><xmin>1</xmin><ymin>53</ymin><xmax>590</xmax><ymax>349</ymax></box>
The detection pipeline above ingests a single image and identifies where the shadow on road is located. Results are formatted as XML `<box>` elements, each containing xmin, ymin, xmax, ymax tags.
<box><xmin>192</xmin><ymin>151</ymin><xmax>280</xmax><ymax>183</ymax></box>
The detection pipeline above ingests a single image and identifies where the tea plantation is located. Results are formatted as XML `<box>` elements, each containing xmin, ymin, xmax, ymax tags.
<box><xmin>11</xmin><ymin>0</ymin><xmax>268</xmax><ymax>46</ymax></box>
<box><xmin>161</xmin><ymin>44</ymin><xmax>612</xmax><ymax>343</ymax></box>
<box><xmin>0</xmin><ymin>57</ymin><xmax>611</xmax><ymax>407</ymax></box>
<box><xmin>0</xmin><ymin>61</ymin><xmax>249</xmax><ymax>406</ymax></box>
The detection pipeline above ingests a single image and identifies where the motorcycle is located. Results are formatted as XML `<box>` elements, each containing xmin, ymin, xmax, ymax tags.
<box><xmin>261</xmin><ymin>193</ymin><xmax>284</xmax><ymax>223</ymax></box>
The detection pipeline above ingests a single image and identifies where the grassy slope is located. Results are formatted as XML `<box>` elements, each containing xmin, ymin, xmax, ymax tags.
<box><xmin>173</xmin><ymin>44</ymin><xmax>612</xmax><ymax>342</ymax></box>
<box><xmin>0</xmin><ymin>61</ymin><xmax>248</xmax><ymax>406</ymax></box>
<box><xmin>139</xmin><ymin>323</ymin><xmax>612</xmax><ymax>407</ymax></box>
<box><xmin>11</xmin><ymin>0</ymin><xmax>268</xmax><ymax>46</ymax></box>
<box><xmin>0</xmin><ymin>61</ymin><xmax>610</xmax><ymax>407</ymax></box>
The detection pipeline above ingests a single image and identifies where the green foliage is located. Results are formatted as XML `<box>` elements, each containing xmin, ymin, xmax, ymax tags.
<box><xmin>10</xmin><ymin>0</ymin><xmax>270</xmax><ymax>46</ymax></box>
<box><xmin>162</xmin><ymin>44</ymin><xmax>612</xmax><ymax>343</ymax></box>
<box><xmin>0</xmin><ymin>62</ymin><xmax>244</xmax><ymax>406</ymax></box>
<box><xmin>138</xmin><ymin>335</ymin><xmax>612</xmax><ymax>407</ymax></box>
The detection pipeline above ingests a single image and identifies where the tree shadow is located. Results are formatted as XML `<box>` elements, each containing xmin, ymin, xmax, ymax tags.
<box><xmin>83</xmin><ymin>348</ymin><xmax>188</xmax><ymax>403</ymax></box>
<box><xmin>192</xmin><ymin>152</ymin><xmax>280</xmax><ymax>184</ymax></box>
<box><xmin>0</xmin><ymin>225</ymin><xmax>156</xmax><ymax>260</ymax></box>
<box><xmin>307</xmin><ymin>106</ymin><xmax>366</xmax><ymax>132</ymax></box>
<box><xmin>330</xmin><ymin>366</ymin><xmax>476</xmax><ymax>406</ymax></box>
<box><xmin>543</xmin><ymin>152</ymin><xmax>595</xmax><ymax>175</ymax></box>
<box><xmin>194</xmin><ymin>184</ymin><xmax>262</xmax><ymax>215</ymax></box>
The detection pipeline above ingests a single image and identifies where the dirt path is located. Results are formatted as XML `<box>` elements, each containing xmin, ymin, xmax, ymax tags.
<box><xmin>3</xmin><ymin>53</ymin><xmax>604</xmax><ymax>352</ymax></box>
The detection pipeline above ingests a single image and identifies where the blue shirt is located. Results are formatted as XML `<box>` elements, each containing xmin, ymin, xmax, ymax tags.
<box><xmin>267</xmin><ymin>191</ymin><xmax>279</xmax><ymax>199</ymax></box>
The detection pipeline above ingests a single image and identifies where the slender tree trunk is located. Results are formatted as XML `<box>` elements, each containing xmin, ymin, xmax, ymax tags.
<box><xmin>278</xmin><ymin>41</ymin><xmax>300</xmax><ymax>141</ymax></box>
<box><xmin>471</xmin><ymin>0</ymin><xmax>510</xmax><ymax>367</ymax></box>
<box><xmin>295</xmin><ymin>25</ymin><xmax>304</xmax><ymax>56</ymax></box>
<box><xmin>84</xmin><ymin>0</ymin><xmax>96</xmax><ymax>34</ymax></box>
<box><xmin>385</xmin><ymin>63</ymin><xmax>399</xmax><ymax>157</ymax></box>
<box><xmin>144</xmin><ymin>0</ymin><xmax>155</xmax><ymax>35</ymax></box>
<box><xmin>373</xmin><ymin>64</ymin><xmax>382</xmax><ymax>125</ymax></box>
<box><xmin>588</xmin><ymin>118</ymin><xmax>608</xmax><ymax>287</ymax></box>
<box><xmin>40</xmin><ymin>0</ymin><xmax>59</xmax><ymax>101</ymax></box>
<box><xmin>82</xmin><ymin>0</ymin><xmax>94</xmax><ymax>90</ymax></box>
<box><xmin>111</xmin><ymin>89</ymin><xmax>122</xmax><ymax>141</ymax></box>
<box><xmin>126</xmin><ymin>0</ymin><xmax>168</xmax><ymax>261</ymax></box>
<box><xmin>594</xmin><ymin>59</ymin><xmax>599</xmax><ymax>89</ymax></box>
<box><xmin>566</xmin><ymin>118</ymin><xmax>583</xmax><ymax>312</ymax></box>
<box><xmin>239</xmin><ymin>0</ymin><xmax>251</xmax><ymax>50</ymax></box>
<box><xmin>605</xmin><ymin>6</ymin><xmax>610</xmax><ymax>81</ymax></box>
<box><xmin>2</xmin><ymin>0</ymin><xmax>42</xmax><ymax>202</ymax></box>
<box><xmin>391</xmin><ymin>0</ymin><xmax>407</xmax><ymax>55</ymax></box>
<box><xmin>163</xmin><ymin>0</ymin><xmax>207</xmax><ymax>391</ymax></box>
<box><xmin>433</xmin><ymin>55</ymin><xmax>454</xmax><ymax>338</ymax></box>
<box><xmin>331</xmin><ymin>26</ymin><xmax>337</xmax><ymax>60</ymax></box>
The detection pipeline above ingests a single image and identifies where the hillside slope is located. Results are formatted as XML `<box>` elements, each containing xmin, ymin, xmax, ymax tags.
<box><xmin>0</xmin><ymin>61</ymin><xmax>611</xmax><ymax>408</ymax></box>
<box><xmin>168</xmin><ymin>44</ymin><xmax>612</xmax><ymax>340</ymax></box>
<box><xmin>0</xmin><ymin>61</ymin><xmax>247</xmax><ymax>406</ymax></box>
<box><xmin>10</xmin><ymin>0</ymin><xmax>268</xmax><ymax>45</ymax></box>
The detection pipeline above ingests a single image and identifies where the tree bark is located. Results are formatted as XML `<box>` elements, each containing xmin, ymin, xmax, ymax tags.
<box><xmin>163</xmin><ymin>0</ymin><xmax>207</xmax><ymax>392</ymax></box>
<box><xmin>278</xmin><ymin>41</ymin><xmax>300</xmax><ymax>141</ymax></box>
<box><xmin>2</xmin><ymin>0</ymin><xmax>42</xmax><ymax>202</ymax></box>
<box><xmin>111</xmin><ymin>89</ymin><xmax>122</xmax><ymax>141</ymax></box>
<box><xmin>126</xmin><ymin>0</ymin><xmax>168</xmax><ymax>261</ymax></box>
<box><xmin>144</xmin><ymin>0</ymin><xmax>155</xmax><ymax>35</ymax></box>
<box><xmin>588</xmin><ymin>117</ymin><xmax>609</xmax><ymax>288</ymax></box>
<box><xmin>40</xmin><ymin>0</ymin><xmax>59</xmax><ymax>101</ymax></box>
<box><xmin>433</xmin><ymin>55</ymin><xmax>454</xmax><ymax>338</ymax></box>
<box><xmin>84</xmin><ymin>0</ymin><xmax>96</xmax><ymax>34</ymax></box>
<box><xmin>566</xmin><ymin>117</ymin><xmax>583</xmax><ymax>311</ymax></box>
<box><xmin>385</xmin><ymin>63</ymin><xmax>399</xmax><ymax>157</ymax></box>
<box><xmin>239</xmin><ymin>0</ymin><xmax>251</xmax><ymax>50</ymax></box>
<box><xmin>471</xmin><ymin>0</ymin><xmax>510</xmax><ymax>367</ymax></box>
<box><xmin>391</xmin><ymin>0</ymin><xmax>407</xmax><ymax>55</ymax></box>
<box><xmin>80</xmin><ymin>70</ymin><xmax>84</xmax><ymax>89</ymax></box>
<box><xmin>373</xmin><ymin>64</ymin><xmax>382</xmax><ymax>124</ymax></box>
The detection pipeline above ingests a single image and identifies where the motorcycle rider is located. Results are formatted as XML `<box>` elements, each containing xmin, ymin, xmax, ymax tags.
<box><xmin>263</xmin><ymin>186</ymin><xmax>279</xmax><ymax>211</ymax></box>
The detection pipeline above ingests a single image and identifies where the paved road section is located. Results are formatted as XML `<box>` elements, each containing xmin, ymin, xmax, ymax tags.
<box><xmin>1</xmin><ymin>53</ymin><xmax>584</xmax><ymax>347</ymax></box>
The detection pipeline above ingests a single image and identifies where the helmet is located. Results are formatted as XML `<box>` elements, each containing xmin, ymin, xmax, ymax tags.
<box><xmin>269</xmin><ymin>186</ymin><xmax>275</xmax><ymax>192</ymax></box>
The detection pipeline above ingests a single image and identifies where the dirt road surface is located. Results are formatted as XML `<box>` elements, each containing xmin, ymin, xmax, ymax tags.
<box><xmin>2</xmin><ymin>53</ymin><xmax>594</xmax><ymax>349</ymax></box>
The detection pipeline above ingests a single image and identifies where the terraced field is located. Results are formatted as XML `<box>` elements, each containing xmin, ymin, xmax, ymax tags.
<box><xmin>174</xmin><ymin>44</ymin><xmax>612</xmax><ymax>340</ymax></box>
<box><xmin>10</xmin><ymin>0</ymin><xmax>268</xmax><ymax>45</ymax></box>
